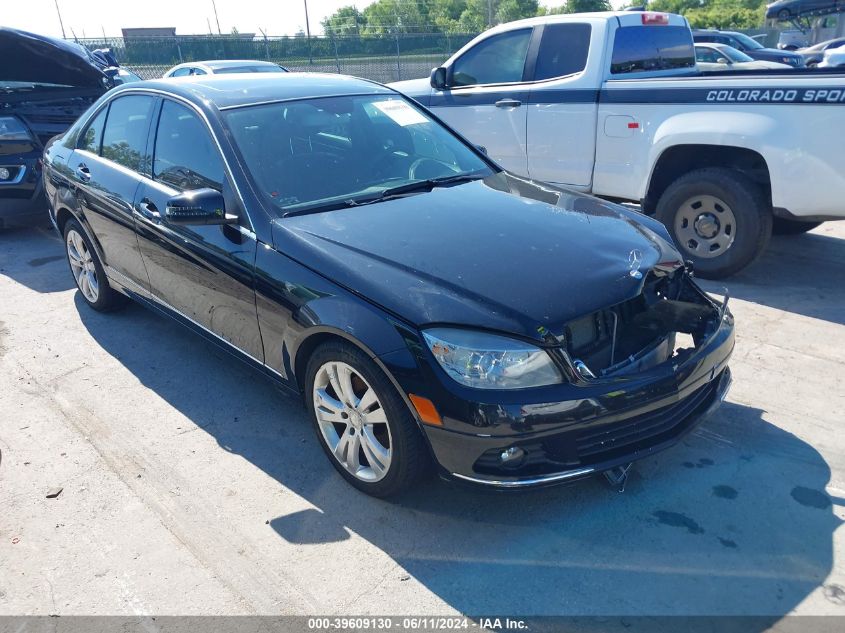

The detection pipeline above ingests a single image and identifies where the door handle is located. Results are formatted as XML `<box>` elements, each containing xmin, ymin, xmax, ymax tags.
<box><xmin>135</xmin><ymin>199</ymin><xmax>161</xmax><ymax>222</ymax></box>
<box><xmin>495</xmin><ymin>99</ymin><xmax>522</xmax><ymax>108</ymax></box>
<box><xmin>75</xmin><ymin>164</ymin><xmax>91</xmax><ymax>182</ymax></box>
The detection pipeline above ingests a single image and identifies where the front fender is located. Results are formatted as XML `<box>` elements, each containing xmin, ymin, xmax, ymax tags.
<box><xmin>254</xmin><ymin>245</ymin><xmax>417</xmax><ymax>390</ymax></box>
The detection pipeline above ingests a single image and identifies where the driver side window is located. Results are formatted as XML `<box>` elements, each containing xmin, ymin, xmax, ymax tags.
<box><xmin>696</xmin><ymin>47</ymin><xmax>719</xmax><ymax>63</ymax></box>
<box><xmin>153</xmin><ymin>100</ymin><xmax>224</xmax><ymax>192</ymax></box>
<box><xmin>450</xmin><ymin>29</ymin><xmax>532</xmax><ymax>87</ymax></box>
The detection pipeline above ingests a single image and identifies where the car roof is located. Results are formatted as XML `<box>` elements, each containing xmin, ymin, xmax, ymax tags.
<box><xmin>121</xmin><ymin>72</ymin><xmax>393</xmax><ymax>110</ymax></box>
<box><xmin>191</xmin><ymin>59</ymin><xmax>284</xmax><ymax>69</ymax></box>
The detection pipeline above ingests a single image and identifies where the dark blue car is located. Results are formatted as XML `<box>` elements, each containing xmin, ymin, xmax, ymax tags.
<box><xmin>692</xmin><ymin>29</ymin><xmax>805</xmax><ymax>67</ymax></box>
<box><xmin>42</xmin><ymin>73</ymin><xmax>734</xmax><ymax>496</ymax></box>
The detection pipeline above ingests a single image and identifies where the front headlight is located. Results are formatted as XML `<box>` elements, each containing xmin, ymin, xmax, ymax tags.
<box><xmin>0</xmin><ymin>116</ymin><xmax>33</xmax><ymax>142</ymax></box>
<box><xmin>422</xmin><ymin>328</ymin><xmax>563</xmax><ymax>389</ymax></box>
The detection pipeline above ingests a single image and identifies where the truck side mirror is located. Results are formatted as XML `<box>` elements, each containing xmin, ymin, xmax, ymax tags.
<box><xmin>430</xmin><ymin>67</ymin><xmax>447</xmax><ymax>90</ymax></box>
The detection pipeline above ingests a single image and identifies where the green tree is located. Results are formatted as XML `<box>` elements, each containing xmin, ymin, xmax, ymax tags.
<box><xmin>496</xmin><ymin>0</ymin><xmax>540</xmax><ymax>23</ymax></box>
<box><xmin>361</xmin><ymin>0</ymin><xmax>430</xmax><ymax>34</ymax></box>
<box><xmin>321</xmin><ymin>6</ymin><xmax>365</xmax><ymax>35</ymax></box>
<box><xmin>320</xmin><ymin>0</ymin><xmax>545</xmax><ymax>35</ymax></box>
<box><xmin>545</xmin><ymin>0</ymin><xmax>613</xmax><ymax>13</ymax></box>
<box><xmin>648</xmin><ymin>0</ymin><xmax>767</xmax><ymax>29</ymax></box>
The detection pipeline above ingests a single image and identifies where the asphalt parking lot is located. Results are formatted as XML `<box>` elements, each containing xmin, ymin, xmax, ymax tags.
<box><xmin>1</xmin><ymin>218</ymin><xmax>844</xmax><ymax>619</ymax></box>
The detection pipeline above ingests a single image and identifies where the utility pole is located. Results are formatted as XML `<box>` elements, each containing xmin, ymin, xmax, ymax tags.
<box><xmin>488</xmin><ymin>0</ymin><xmax>493</xmax><ymax>28</ymax></box>
<box><xmin>211</xmin><ymin>0</ymin><xmax>222</xmax><ymax>35</ymax></box>
<box><xmin>54</xmin><ymin>0</ymin><xmax>66</xmax><ymax>38</ymax></box>
<box><xmin>303</xmin><ymin>0</ymin><xmax>313</xmax><ymax>64</ymax></box>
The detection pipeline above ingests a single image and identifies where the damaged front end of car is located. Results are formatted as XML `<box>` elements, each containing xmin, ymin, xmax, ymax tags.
<box><xmin>1</xmin><ymin>27</ymin><xmax>124</xmax><ymax>228</ymax></box>
<box><xmin>562</xmin><ymin>267</ymin><xmax>729</xmax><ymax>382</ymax></box>
<box><xmin>421</xmin><ymin>266</ymin><xmax>734</xmax><ymax>489</ymax></box>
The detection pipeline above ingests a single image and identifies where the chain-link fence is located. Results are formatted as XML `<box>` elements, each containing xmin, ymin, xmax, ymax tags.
<box><xmin>76</xmin><ymin>33</ymin><xmax>479</xmax><ymax>84</ymax></box>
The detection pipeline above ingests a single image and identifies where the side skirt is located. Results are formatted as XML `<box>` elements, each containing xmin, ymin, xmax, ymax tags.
<box><xmin>106</xmin><ymin>267</ymin><xmax>300</xmax><ymax>397</ymax></box>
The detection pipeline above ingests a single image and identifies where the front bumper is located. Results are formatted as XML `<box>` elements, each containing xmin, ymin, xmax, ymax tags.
<box><xmin>396</xmin><ymin>290</ymin><xmax>735</xmax><ymax>489</ymax></box>
<box><xmin>431</xmin><ymin>367</ymin><xmax>731</xmax><ymax>488</ymax></box>
<box><xmin>0</xmin><ymin>159</ymin><xmax>48</xmax><ymax>228</ymax></box>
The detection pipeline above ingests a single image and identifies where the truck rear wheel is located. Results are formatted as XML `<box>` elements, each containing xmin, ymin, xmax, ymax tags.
<box><xmin>655</xmin><ymin>168</ymin><xmax>772</xmax><ymax>279</ymax></box>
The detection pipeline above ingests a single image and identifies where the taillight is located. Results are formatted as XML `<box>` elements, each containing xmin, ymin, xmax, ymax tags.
<box><xmin>641</xmin><ymin>12</ymin><xmax>669</xmax><ymax>25</ymax></box>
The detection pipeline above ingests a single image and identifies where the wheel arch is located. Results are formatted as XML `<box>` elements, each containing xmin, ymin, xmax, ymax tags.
<box><xmin>291</xmin><ymin>323</ymin><xmax>423</xmax><ymax>413</ymax></box>
<box><xmin>643</xmin><ymin>143</ymin><xmax>772</xmax><ymax>215</ymax></box>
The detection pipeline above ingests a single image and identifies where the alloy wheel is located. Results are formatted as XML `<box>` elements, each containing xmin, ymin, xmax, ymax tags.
<box><xmin>66</xmin><ymin>229</ymin><xmax>100</xmax><ymax>303</ymax></box>
<box><xmin>674</xmin><ymin>194</ymin><xmax>737</xmax><ymax>259</ymax></box>
<box><xmin>312</xmin><ymin>361</ymin><xmax>393</xmax><ymax>482</ymax></box>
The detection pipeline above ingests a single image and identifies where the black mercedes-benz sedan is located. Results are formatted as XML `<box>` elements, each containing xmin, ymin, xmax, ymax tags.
<box><xmin>43</xmin><ymin>74</ymin><xmax>734</xmax><ymax>496</ymax></box>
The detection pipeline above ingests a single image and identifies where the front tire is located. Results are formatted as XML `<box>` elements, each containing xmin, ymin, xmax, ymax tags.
<box><xmin>63</xmin><ymin>219</ymin><xmax>127</xmax><ymax>312</ymax></box>
<box><xmin>305</xmin><ymin>340</ymin><xmax>430</xmax><ymax>497</ymax></box>
<box><xmin>655</xmin><ymin>168</ymin><xmax>772</xmax><ymax>279</ymax></box>
<box><xmin>772</xmin><ymin>217</ymin><xmax>822</xmax><ymax>235</ymax></box>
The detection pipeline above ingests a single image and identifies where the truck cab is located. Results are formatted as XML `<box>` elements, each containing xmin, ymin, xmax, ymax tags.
<box><xmin>393</xmin><ymin>12</ymin><xmax>695</xmax><ymax>191</ymax></box>
<box><xmin>392</xmin><ymin>11</ymin><xmax>845</xmax><ymax>279</ymax></box>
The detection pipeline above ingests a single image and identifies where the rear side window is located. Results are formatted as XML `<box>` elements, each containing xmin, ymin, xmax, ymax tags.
<box><xmin>611</xmin><ymin>26</ymin><xmax>696</xmax><ymax>75</ymax></box>
<box><xmin>101</xmin><ymin>95</ymin><xmax>155</xmax><ymax>171</ymax></box>
<box><xmin>77</xmin><ymin>107</ymin><xmax>108</xmax><ymax>153</ymax></box>
<box><xmin>450</xmin><ymin>29</ymin><xmax>532</xmax><ymax>87</ymax></box>
<box><xmin>534</xmin><ymin>23</ymin><xmax>591</xmax><ymax>81</ymax></box>
<box><xmin>695</xmin><ymin>47</ymin><xmax>719</xmax><ymax>63</ymax></box>
<box><xmin>153</xmin><ymin>100</ymin><xmax>224</xmax><ymax>192</ymax></box>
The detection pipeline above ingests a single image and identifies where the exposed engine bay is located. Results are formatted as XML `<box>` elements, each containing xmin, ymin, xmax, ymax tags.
<box><xmin>565</xmin><ymin>271</ymin><xmax>724</xmax><ymax>378</ymax></box>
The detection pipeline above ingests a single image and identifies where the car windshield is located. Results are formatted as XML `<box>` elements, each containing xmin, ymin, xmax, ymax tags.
<box><xmin>224</xmin><ymin>94</ymin><xmax>493</xmax><ymax>215</ymax></box>
<box><xmin>731</xmin><ymin>32</ymin><xmax>764</xmax><ymax>50</ymax></box>
<box><xmin>720</xmin><ymin>46</ymin><xmax>754</xmax><ymax>63</ymax></box>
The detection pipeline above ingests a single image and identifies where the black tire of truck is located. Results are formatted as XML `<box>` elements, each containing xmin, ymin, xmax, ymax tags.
<box><xmin>772</xmin><ymin>217</ymin><xmax>822</xmax><ymax>235</ymax></box>
<box><xmin>655</xmin><ymin>168</ymin><xmax>772</xmax><ymax>280</ymax></box>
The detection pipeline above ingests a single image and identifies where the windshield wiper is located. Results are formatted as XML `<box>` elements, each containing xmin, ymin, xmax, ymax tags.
<box><xmin>378</xmin><ymin>171</ymin><xmax>487</xmax><ymax>199</ymax></box>
<box><xmin>282</xmin><ymin>171</ymin><xmax>487</xmax><ymax>218</ymax></box>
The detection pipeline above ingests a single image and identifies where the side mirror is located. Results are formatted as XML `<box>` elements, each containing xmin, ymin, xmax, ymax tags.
<box><xmin>430</xmin><ymin>67</ymin><xmax>447</xmax><ymax>91</ymax></box>
<box><xmin>716</xmin><ymin>57</ymin><xmax>730</xmax><ymax>65</ymax></box>
<box><xmin>165</xmin><ymin>188</ymin><xmax>237</xmax><ymax>225</ymax></box>
<box><xmin>475</xmin><ymin>144</ymin><xmax>488</xmax><ymax>155</ymax></box>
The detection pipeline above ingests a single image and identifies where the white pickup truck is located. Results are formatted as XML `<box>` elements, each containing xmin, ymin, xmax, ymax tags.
<box><xmin>391</xmin><ymin>11</ymin><xmax>845</xmax><ymax>278</ymax></box>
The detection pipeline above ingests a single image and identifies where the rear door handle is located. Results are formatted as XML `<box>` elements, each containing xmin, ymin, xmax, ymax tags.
<box><xmin>75</xmin><ymin>164</ymin><xmax>91</xmax><ymax>182</ymax></box>
<box><xmin>135</xmin><ymin>199</ymin><xmax>161</xmax><ymax>222</ymax></box>
<box><xmin>495</xmin><ymin>99</ymin><xmax>522</xmax><ymax>108</ymax></box>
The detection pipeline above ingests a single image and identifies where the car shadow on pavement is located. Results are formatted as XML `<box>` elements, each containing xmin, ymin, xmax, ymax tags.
<box><xmin>0</xmin><ymin>223</ymin><xmax>75</xmax><ymax>294</ymax></box>
<box><xmin>698</xmin><ymin>230</ymin><xmax>845</xmax><ymax>326</ymax></box>
<box><xmin>74</xmin><ymin>293</ymin><xmax>842</xmax><ymax>622</ymax></box>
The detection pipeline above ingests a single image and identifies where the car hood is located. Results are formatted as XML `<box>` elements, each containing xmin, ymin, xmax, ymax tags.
<box><xmin>271</xmin><ymin>173</ymin><xmax>684</xmax><ymax>343</ymax></box>
<box><xmin>754</xmin><ymin>47</ymin><xmax>801</xmax><ymax>60</ymax></box>
<box><xmin>0</xmin><ymin>27</ymin><xmax>107</xmax><ymax>88</ymax></box>
<box><xmin>739</xmin><ymin>60</ymin><xmax>793</xmax><ymax>69</ymax></box>
<box><xmin>388</xmin><ymin>78</ymin><xmax>433</xmax><ymax>105</ymax></box>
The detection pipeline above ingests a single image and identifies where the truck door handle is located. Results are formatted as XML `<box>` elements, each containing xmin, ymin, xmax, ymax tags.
<box><xmin>135</xmin><ymin>199</ymin><xmax>160</xmax><ymax>222</ymax></box>
<box><xmin>75</xmin><ymin>164</ymin><xmax>91</xmax><ymax>182</ymax></box>
<box><xmin>495</xmin><ymin>99</ymin><xmax>522</xmax><ymax>108</ymax></box>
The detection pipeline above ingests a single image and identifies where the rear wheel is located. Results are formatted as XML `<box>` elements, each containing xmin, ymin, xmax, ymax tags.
<box><xmin>778</xmin><ymin>9</ymin><xmax>791</xmax><ymax>20</ymax></box>
<box><xmin>772</xmin><ymin>217</ymin><xmax>822</xmax><ymax>235</ymax></box>
<box><xmin>63</xmin><ymin>219</ymin><xmax>127</xmax><ymax>312</ymax></box>
<box><xmin>655</xmin><ymin>168</ymin><xmax>772</xmax><ymax>279</ymax></box>
<box><xmin>305</xmin><ymin>340</ymin><xmax>430</xmax><ymax>497</ymax></box>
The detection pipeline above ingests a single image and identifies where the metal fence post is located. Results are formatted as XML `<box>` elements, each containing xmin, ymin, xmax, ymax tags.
<box><xmin>395</xmin><ymin>31</ymin><xmax>401</xmax><ymax>81</ymax></box>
